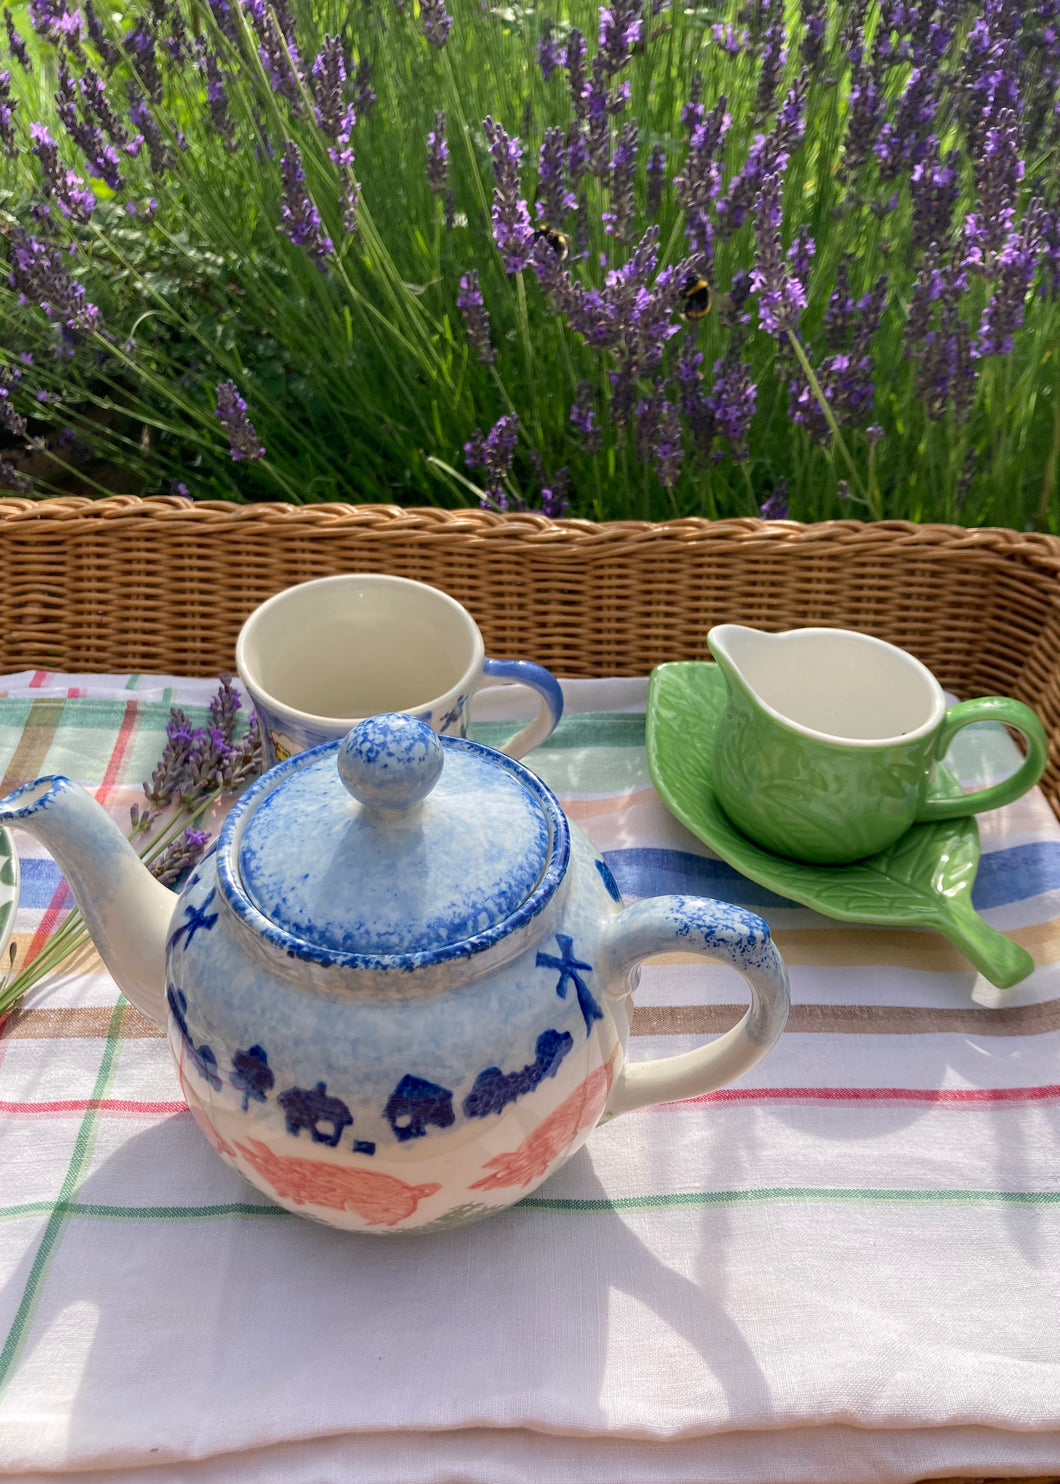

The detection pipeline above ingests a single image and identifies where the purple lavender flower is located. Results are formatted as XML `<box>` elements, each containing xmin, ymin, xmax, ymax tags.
<box><xmin>975</xmin><ymin>198</ymin><xmax>1045</xmax><ymax>357</ymax></box>
<box><xmin>759</xmin><ymin>486</ymin><xmax>789</xmax><ymax>519</ymax></box>
<box><xmin>484</xmin><ymin>117</ymin><xmax>533</xmax><ymax>272</ymax></box>
<box><xmin>565</xmin><ymin>29</ymin><xmax>588</xmax><ymax>120</ymax></box>
<box><xmin>55</xmin><ymin>64</ymin><xmax>125</xmax><ymax>189</ymax></box>
<box><xmin>80</xmin><ymin>67</ymin><xmax>130</xmax><ymax>147</ymax></box>
<box><xmin>754</xmin><ymin>3</ymin><xmax>789</xmax><ymax>120</ymax></box>
<box><xmin>8</xmin><ymin>226</ymin><xmax>102</xmax><ymax>341</ymax></box>
<box><xmin>127</xmin><ymin>84</ymin><xmax>170</xmax><ymax>173</ymax></box>
<box><xmin>28</xmin><ymin>0</ymin><xmax>82</xmax><ymax>48</ymax></box>
<box><xmin>30</xmin><ymin>123</ymin><xmax>96</xmax><ymax>222</ymax></box>
<box><xmin>332</xmin><ymin>145</ymin><xmax>360</xmax><ymax>237</ymax></box>
<box><xmin>712</xmin><ymin>22</ymin><xmax>748</xmax><ymax>54</ymax></box>
<box><xmin>964</xmin><ymin>110</ymin><xmax>1025</xmax><ymax>273</ymax></box>
<box><xmin>126</xmin><ymin>17</ymin><xmax>162</xmax><ymax>104</ymax></box>
<box><xmin>675</xmin><ymin>94</ymin><xmax>729</xmax><ymax>262</ymax></box>
<box><xmin>646</xmin><ymin>145</ymin><xmax>666</xmax><ymax>216</ymax></box>
<box><xmin>457</xmin><ymin>270</ymin><xmax>496</xmax><ymax>365</ymax></box>
<box><xmin>751</xmin><ymin>171</ymin><xmax>807</xmax><ymax>335</ymax></box>
<box><xmin>584</xmin><ymin>76</ymin><xmax>611</xmax><ymax>180</ymax></box>
<box><xmin>420</xmin><ymin>0</ymin><xmax>452</xmax><ymax>48</ymax></box>
<box><xmin>538</xmin><ymin>126</ymin><xmax>575</xmax><ymax>226</ymax></box>
<box><xmin>706</xmin><ymin>345</ymin><xmax>757</xmax><ymax>462</ymax></box>
<box><xmin>566</xmin><ymin>124</ymin><xmax>589</xmax><ymax>185</ymax></box>
<box><xmin>249</xmin><ymin>4</ymin><xmax>304</xmax><ymax>108</ymax></box>
<box><xmin>539</xmin><ymin>466</ymin><xmax>570</xmax><ymax>518</ymax></box>
<box><xmin>311</xmin><ymin>34</ymin><xmax>355</xmax><ymax>144</ymax></box>
<box><xmin>465</xmin><ymin>413</ymin><xmax>518</xmax><ymax>509</ymax></box>
<box><xmin>150</xmin><ymin>827</ymin><xmax>211</xmax><ymax>887</ymax></box>
<box><xmin>278</xmin><ymin>141</ymin><xmax>333</xmax><ymax>269</ymax></box>
<box><xmin>538</xmin><ymin>20</ymin><xmax>560</xmax><ymax>81</ymax></box>
<box><xmin>570</xmin><ymin>381</ymin><xmax>602</xmax><ymax>451</ymax></box>
<box><xmin>786</xmin><ymin>226</ymin><xmax>815</xmax><ymax>284</ymax></box>
<box><xmin>83</xmin><ymin>0</ymin><xmax>119</xmax><ymax>68</ymax></box>
<box><xmin>799</xmin><ymin>0</ymin><xmax>826</xmax><ymax>70</ymax></box>
<box><xmin>909</xmin><ymin>136</ymin><xmax>959</xmax><ymax>254</ymax></box>
<box><xmin>875</xmin><ymin>67</ymin><xmax>938</xmax><ymax>179</ymax></box>
<box><xmin>353</xmin><ymin>57</ymin><xmax>375</xmax><ymax>118</ymax></box>
<box><xmin>161</xmin><ymin>5</ymin><xmax>189</xmax><ymax>66</ymax></box>
<box><xmin>841</xmin><ymin>66</ymin><xmax>882</xmax><ymax>179</ymax></box>
<box><xmin>793</xmin><ymin>271</ymin><xmax>887</xmax><ymax>439</ymax></box>
<box><xmin>0</xmin><ymin>459</ymin><xmax>31</xmax><ymax>492</ymax></box>
<box><xmin>677</xmin><ymin>332</ymin><xmax>715</xmax><ymax>458</ymax></box>
<box><xmin>4</xmin><ymin>10</ymin><xmax>30</xmax><ymax>70</ymax></box>
<box><xmin>426</xmin><ymin>110</ymin><xmax>448</xmax><ymax>195</ymax></box>
<box><xmin>204</xmin><ymin>48</ymin><xmax>238</xmax><ymax>150</ymax></box>
<box><xmin>0</xmin><ymin>363</ymin><xmax>26</xmax><ymax>437</ymax></box>
<box><xmin>717</xmin><ymin>77</ymin><xmax>807</xmax><ymax>239</ymax></box>
<box><xmin>0</xmin><ymin>70</ymin><xmax>16</xmax><ymax>157</ymax></box>
<box><xmin>214</xmin><ymin>380</ymin><xmax>265</xmax><ymax>461</ymax></box>
<box><xmin>647</xmin><ymin>389</ymin><xmax>683</xmax><ymax>488</ymax></box>
<box><xmin>597</xmin><ymin>0</ymin><xmax>643</xmax><ymax>76</ymax></box>
<box><xmin>604</xmin><ymin>122</ymin><xmax>637</xmax><ymax>240</ymax></box>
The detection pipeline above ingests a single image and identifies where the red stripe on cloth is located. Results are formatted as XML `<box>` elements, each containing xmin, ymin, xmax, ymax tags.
<box><xmin>667</xmin><ymin>1084</ymin><xmax>1060</xmax><ymax>1107</ymax></box>
<box><xmin>0</xmin><ymin>1098</ymin><xmax>187</xmax><ymax>1115</ymax></box>
<box><xmin>67</xmin><ymin>687</ymin><xmax>84</xmax><ymax>699</ymax></box>
<box><xmin>95</xmin><ymin>698</ymin><xmax>139</xmax><ymax>802</ymax></box>
<box><xmin>28</xmin><ymin>672</ymin><xmax>47</xmax><ymax>689</ymax></box>
<box><xmin>20</xmin><ymin>878</ymin><xmax>73</xmax><ymax>965</ymax></box>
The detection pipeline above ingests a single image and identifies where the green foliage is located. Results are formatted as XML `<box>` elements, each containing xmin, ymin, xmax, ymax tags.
<box><xmin>0</xmin><ymin>0</ymin><xmax>1057</xmax><ymax>527</ymax></box>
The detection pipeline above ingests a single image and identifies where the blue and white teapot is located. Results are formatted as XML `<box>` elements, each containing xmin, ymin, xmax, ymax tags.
<box><xmin>0</xmin><ymin>714</ymin><xmax>790</xmax><ymax>1233</ymax></box>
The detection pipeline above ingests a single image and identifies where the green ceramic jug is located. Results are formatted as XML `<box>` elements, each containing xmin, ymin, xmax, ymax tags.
<box><xmin>707</xmin><ymin>625</ymin><xmax>1048</xmax><ymax>865</ymax></box>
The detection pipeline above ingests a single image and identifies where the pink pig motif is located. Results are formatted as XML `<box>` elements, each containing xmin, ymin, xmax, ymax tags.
<box><xmin>470</xmin><ymin>1049</ymin><xmax>618</xmax><ymax>1190</ymax></box>
<box><xmin>233</xmin><ymin>1137</ymin><xmax>442</xmax><ymax>1227</ymax></box>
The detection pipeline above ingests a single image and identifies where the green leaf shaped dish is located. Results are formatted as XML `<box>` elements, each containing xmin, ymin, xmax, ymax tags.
<box><xmin>0</xmin><ymin>827</ymin><xmax>16</xmax><ymax>968</ymax></box>
<box><xmin>646</xmin><ymin>662</ymin><xmax>1035</xmax><ymax>990</ymax></box>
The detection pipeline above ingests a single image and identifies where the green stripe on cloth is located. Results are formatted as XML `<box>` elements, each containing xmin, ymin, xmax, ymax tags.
<box><xmin>0</xmin><ymin>1202</ymin><xmax>287</xmax><ymax>1222</ymax></box>
<box><xmin>522</xmin><ymin>1188</ymin><xmax>1060</xmax><ymax>1211</ymax></box>
<box><xmin>0</xmin><ymin>1188</ymin><xmax>1056</xmax><ymax>1225</ymax></box>
<box><xmin>0</xmin><ymin>999</ymin><xmax>128</xmax><ymax>1395</ymax></box>
<box><xmin>473</xmin><ymin>713</ymin><xmax>645</xmax><ymax>752</ymax></box>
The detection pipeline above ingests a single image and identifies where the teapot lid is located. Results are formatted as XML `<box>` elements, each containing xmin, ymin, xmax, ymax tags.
<box><xmin>229</xmin><ymin>713</ymin><xmax>554</xmax><ymax>959</ymax></box>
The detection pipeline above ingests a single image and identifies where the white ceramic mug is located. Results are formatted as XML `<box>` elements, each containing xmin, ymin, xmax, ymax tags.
<box><xmin>235</xmin><ymin>574</ymin><xmax>564</xmax><ymax>768</ymax></box>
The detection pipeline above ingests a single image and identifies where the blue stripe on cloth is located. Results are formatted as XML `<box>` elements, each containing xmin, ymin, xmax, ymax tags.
<box><xmin>14</xmin><ymin>858</ymin><xmax>63</xmax><ymax>909</ymax></box>
<box><xmin>603</xmin><ymin>842</ymin><xmax>1060</xmax><ymax>912</ymax></box>
<box><xmin>17</xmin><ymin>840</ymin><xmax>1060</xmax><ymax>914</ymax></box>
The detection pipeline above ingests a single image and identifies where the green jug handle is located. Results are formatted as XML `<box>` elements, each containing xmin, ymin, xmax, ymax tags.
<box><xmin>917</xmin><ymin>696</ymin><xmax>1048</xmax><ymax>822</ymax></box>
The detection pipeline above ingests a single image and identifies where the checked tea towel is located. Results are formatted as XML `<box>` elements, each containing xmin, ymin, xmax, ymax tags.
<box><xmin>0</xmin><ymin>672</ymin><xmax>1059</xmax><ymax>1484</ymax></box>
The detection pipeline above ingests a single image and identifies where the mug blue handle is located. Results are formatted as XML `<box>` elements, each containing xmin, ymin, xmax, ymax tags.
<box><xmin>481</xmin><ymin>658</ymin><xmax>564</xmax><ymax>759</ymax></box>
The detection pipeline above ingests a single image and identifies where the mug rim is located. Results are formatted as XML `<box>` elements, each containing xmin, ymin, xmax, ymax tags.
<box><xmin>235</xmin><ymin>573</ymin><xmax>486</xmax><ymax>730</ymax></box>
<box><xmin>708</xmin><ymin>624</ymin><xmax>947</xmax><ymax>749</ymax></box>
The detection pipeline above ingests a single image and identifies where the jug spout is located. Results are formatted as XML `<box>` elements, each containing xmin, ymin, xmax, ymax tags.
<box><xmin>706</xmin><ymin>624</ymin><xmax>775</xmax><ymax>688</ymax></box>
<box><xmin>0</xmin><ymin>776</ymin><xmax>174</xmax><ymax>1027</ymax></box>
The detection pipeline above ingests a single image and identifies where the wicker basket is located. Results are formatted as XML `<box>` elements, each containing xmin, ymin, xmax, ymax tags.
<box><xmin>1</xmin><ymin>496</ymin><xmax>1058</xmax><ymax>821</ymax></box>
<box><xmin>1</xmin><ymin>502</ymin><xmax>1059</xmax><ymax>1482</ymax></box>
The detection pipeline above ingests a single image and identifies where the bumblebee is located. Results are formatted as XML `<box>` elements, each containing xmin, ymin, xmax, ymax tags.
<box><xmin>681</xmin><ymin>275</ymin><xmax>712</xmax><ymax>319</ymax></box>
<box><xmin>531</xmin><ymin>225</ymin><xmax>571</xmax><ymax>261</ymax></box>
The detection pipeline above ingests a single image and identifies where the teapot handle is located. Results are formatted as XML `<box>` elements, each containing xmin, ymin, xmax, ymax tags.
<box><xmin>598</xmin><ymin>895</ymin><xmax>789</xmax><ymax>1119</ymax></box>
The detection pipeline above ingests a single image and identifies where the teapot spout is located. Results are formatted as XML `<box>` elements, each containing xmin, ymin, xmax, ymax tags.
<box><xmin>0</xmin><ymin>777</ymin><xmax>174</xmax><ymax>1028</ymax></box>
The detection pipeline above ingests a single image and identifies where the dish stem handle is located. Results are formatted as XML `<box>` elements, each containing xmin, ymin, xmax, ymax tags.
<box><xmin>598</xmin><ymin>895</ymin><xmax>790</xmax><ymax>1119</ymax></box>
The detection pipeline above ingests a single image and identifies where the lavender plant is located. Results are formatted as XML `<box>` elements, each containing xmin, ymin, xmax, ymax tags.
<box><xmin>0</xmin><ymin>0</ymin><xmax>1056</xmax><ymax>527</ymax></box>
<box><xmin>0</xmin><ymin>675</ymin><xmax>262</xmax><ymax>1019</ymax></box>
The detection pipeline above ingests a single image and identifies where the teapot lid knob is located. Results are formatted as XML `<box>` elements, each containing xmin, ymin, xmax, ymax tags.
<box><xmin>336</xmin><ymin>713</ymin><xmax>444</xmax><ymax>811</ymax></box>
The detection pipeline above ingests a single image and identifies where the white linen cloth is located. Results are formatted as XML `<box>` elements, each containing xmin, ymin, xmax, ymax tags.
<box><xmin>0</xmin><ymin>673</ymin><xmax>1057</xmax><ymax>1484</ymax></box>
